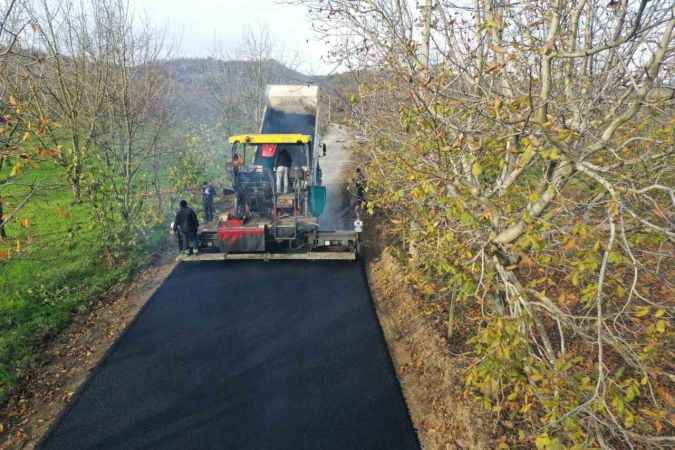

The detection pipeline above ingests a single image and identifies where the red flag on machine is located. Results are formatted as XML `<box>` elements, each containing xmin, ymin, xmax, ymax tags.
<box><xmin>261</xmin><ymin>144</ymin><xmax>277</xmax><ymax>157</ymax></box>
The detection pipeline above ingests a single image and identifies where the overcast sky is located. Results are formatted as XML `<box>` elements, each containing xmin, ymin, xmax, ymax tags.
<box><xmin>133</xmin><ymin>0</ymin><xmax>332</xmax><ymax>74</ymax></box>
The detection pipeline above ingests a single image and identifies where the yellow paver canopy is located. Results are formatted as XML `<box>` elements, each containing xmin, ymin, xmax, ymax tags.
<box><xmin>228</xmin><ymin>134</ymin><xmax>311</xmax><ymax>145</ymax></box>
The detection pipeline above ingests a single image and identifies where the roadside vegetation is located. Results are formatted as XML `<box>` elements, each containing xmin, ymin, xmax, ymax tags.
<box><xmin>300</xmin><ymin>0</ymin><xmax>674</xmax><ymax>448</ymax></box>
<box><xmin>0</xmin><ymin>162</ymin><xmax>155</xmax><ymax>400</ymax></box>
<box><xmin>0</xmin><ymin>0</ymin><xmax>178</xmax><ymax>404</ymax></box>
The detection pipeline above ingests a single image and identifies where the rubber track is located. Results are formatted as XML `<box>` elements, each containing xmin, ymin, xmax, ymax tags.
<box><xmin>39</xmin><ymin>261</ymin><xmax>420</xmax><ymax>450</ymax></box>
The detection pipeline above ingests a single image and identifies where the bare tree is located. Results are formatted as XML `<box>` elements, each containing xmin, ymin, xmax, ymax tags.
<box><xmin>83</xmin><ymin>0</ymin><xmax>174</xmax><ymax>253</ymax></box>
<box><xmin>7</xmin><ymin>0</ymin><xmax>114</xmax><ymax>199</ymax></box>
<box><xmin>207</xmin><ymin>22</ymin><xmax>303</xmax><ymax>132</ymax></box>
<box><xmin>0</xmin><ymin>0</ymin><xmax>39</xmax><ymax>242</ymax></box>
<box><xmin>0</xmin><ymin>0</ymin><xmax>28</xmax><ymax>176</ymax></box>
<box><xmin>0</xmin><ymin>0</ymin><xmax>23</xmax><ymax>64</ymax></box>
<box><xmin>238</xmin><ymin>22</ymin><xmax>277</xmax><ymax>124</ymax></box>
<box><xmin>297</xmin><ymin>0</ymin><xmax>674</xmax><ymax>447</ymax></box>
<box><xmin>2</xmin><ymin>0</ymin><xmax>174</xmax><ymax>254</ymax></box>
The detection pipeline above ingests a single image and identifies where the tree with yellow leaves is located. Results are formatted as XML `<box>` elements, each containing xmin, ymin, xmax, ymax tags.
<box><xmin>298</xmin><ymin>0</ymin><xmax>674</xmax><ymax>447</ymax></box>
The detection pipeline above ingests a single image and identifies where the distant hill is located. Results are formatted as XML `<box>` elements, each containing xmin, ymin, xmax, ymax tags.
<box><xmin>165</xmin><ymin>57</ymin><xmax>310</xmax><ymax>86</ymax></box>
<box><xmin>162</xmin><ymin>58</ymin><xmax>313</xmax><ymax>130</ymax></box>
<box><xmin>161</xmin><ymin>57</ymin><xmax>363</xmax><ymax>132</ymax></box>
<box><xmin>3</xmin><ymin>50</ymin><xmax>355</xmax><ymax>137</ymax></box>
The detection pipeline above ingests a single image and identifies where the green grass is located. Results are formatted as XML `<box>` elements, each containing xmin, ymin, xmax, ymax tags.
<box><xmin>0</xmin><ymin>162</ymin><xmax>155</xmax><ymax>403</ymax></box>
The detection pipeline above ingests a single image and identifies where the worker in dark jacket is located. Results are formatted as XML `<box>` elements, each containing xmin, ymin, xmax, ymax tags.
<box><xmin>354</xmin><ymin>167</ymin><xmax>366</xmax><ymax>207</ymax></box>
<box><xmin>174</xmin><ymin>200</ymin><xmax>199</xmax><ymax>254</ymax></box>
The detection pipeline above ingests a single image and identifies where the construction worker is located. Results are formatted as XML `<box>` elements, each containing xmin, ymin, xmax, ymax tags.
<box><xmin>354</xmin><ymin>167</ymin><xmax>366</xmax><ymax>207</ymax></box>
<box><xmin>202</xmin><ymin>181</ymin><xmax>215</xmax><ymax>222</ymax></box>
<box><xmin>232</xmin><ymin>153</ymin><xmax>243</xmax><ymax>174</ymax></box>
<box><xmin>0</xmin><ymin>196</ymin><xmax>7</xmax><ymax>240</ymax></box>
<box><xmin>174</xmin><ymin>199</ymin><xmax>199</xmax><ymax>255</ymax></box>
<box><xmin>276</xmin><ymin>148</ymin><xmax>292</xmax><ymax>193</ymax></box>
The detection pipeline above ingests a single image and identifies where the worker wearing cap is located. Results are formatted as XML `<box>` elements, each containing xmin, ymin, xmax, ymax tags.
<box><xmin>174</xmin><ymin>200</ymin><xmax>199</xmax><ymax>255</ymax></box>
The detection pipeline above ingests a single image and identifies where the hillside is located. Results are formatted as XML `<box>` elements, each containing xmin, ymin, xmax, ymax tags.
<box><xmin>162</xmin><ymin>58</ymin><xmax>312</xmax><ymax>129</ymax></box>
<box><xmin>161</xmin><ymin>57</ymin><xmax>357</xmax><ymax>131</ymax></box>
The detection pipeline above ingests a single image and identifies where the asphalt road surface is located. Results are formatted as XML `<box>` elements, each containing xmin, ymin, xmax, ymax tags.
<box><xmin>39</xmin><ymin>261</ymin><xmax>420</xmax><ymax>450</ymax></box>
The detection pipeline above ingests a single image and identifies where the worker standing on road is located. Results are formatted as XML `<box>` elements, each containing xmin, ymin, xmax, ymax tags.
<box><xmin>0</xmin><ymin>196</ymin><xmax>7</xmax><ymax>240</ymax></box>
<box><xmin>202</xmin><ymin>181</ymin><xmax>215</xmax><ymax>222</ymax></box>
<box><xmin>275</xmin><ymin>148</ymin><xmax>292</xmax><ymax>194</ymax></box>
<box><xmin>354</xmin><ymin>168</ymin><xmax>367</xmax><ymax>207</ymax></box>
<box><xmin>174</xmin><ymin>200</ymin><xmax>199</xmax><ymax>255</ymax></box>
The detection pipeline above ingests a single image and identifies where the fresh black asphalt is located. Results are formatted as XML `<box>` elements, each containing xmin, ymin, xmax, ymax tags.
<box><xmin>39</xmin><ymin>261</ymin><xmax>420</xmax><ymax>450</ymax></box>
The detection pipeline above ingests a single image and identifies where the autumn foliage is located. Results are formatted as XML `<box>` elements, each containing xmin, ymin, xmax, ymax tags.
<box><xmin>302</xmin><ymin>0</ymin><xmax>675</xmax><ymax>447</ymax></box>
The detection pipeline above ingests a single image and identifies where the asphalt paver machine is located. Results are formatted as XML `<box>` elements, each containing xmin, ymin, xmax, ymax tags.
<box><xmin>180</xmin><ymin>85</ymin><xmax>360</xmax><ymax>261</ymax></box>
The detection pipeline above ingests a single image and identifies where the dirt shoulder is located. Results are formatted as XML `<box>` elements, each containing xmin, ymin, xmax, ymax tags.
<box><xmin>365</xmin><ymin>237</ymin><xmax>493</xmax><ymax>449</ymax></box>
<box><xmin>0</xmin><ymin>250</ymin><xmax>178</xmax><ymax>450</ymax></box>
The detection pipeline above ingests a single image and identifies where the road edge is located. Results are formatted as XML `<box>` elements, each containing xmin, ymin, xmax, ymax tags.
<box><xmin>363</xmin><ymin>246</ymin><xmax>493</xmax><ymax>449</ymax></box>
<box><xmin>359</xmin><ymin>257</ymin><xmax>423</xmax><ymax>449</ymax></box>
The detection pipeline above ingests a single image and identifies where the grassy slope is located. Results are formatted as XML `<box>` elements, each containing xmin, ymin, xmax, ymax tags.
<box><xmin>0</xmin><ymin>163</ymin><xmax>137</xmax><ymax>402</ymax></box>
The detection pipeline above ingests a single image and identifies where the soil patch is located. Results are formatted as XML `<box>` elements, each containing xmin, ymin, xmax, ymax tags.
<box><xmin>0</xmin><ymin>250</ymin><xmax>178</xmax><ymax>450</ymax></box>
